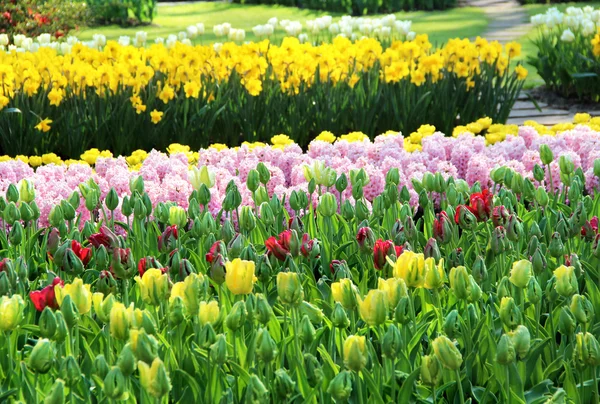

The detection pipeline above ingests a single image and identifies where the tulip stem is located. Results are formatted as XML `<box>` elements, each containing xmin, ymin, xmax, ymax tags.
<box><xmin>593</xmin><ymin>366</ymin><xmax>599</xmax><ymax>404</ymax></box>
<box><xmin>505</xmin><ymin>366</ymin><xmax>511</xmax><ymax>404</ymax></box>
<box><xmin>207</xmin><ymin>350</ymin><xmax>212</xmax><ymax>403</ymax></box>
<box><xmin>5</xmin><ymin>331</ymin><xmax>12</xmax><ymax>384</ymax></box>
<box><xmin>471</xmin><ymin>229</ymin><xmax>482</xmax><ymax>255</ymax></box>
<box><xmin>391</xmin><ymin>358</ymin><xmax>396</xmax><ymax>403</ymax></box>
<box><xmin>432</xmin><ymin>384</ymin><xmax>437</xmax><ymax>404</ymax></box>
<box><xmin>356</xmin><ymin>371</ymin><xmax>365</xmax><ymax>404</ymax></box>
<box><xmin>455</xmin><ymin>369</ymin><xmax>465</xmax><ymax>404</ymax></box>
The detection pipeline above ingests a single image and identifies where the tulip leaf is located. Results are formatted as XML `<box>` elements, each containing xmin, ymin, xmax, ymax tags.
<box><xmin>525</xmin><ymin>338</ymin><xmax>550</xmax><ymax>385</ymax></box>
<box><xmin>397</xmin><ymin>367</ymin><xmax>420</xmax><ymax>403</ymax></box>
<box><xmin>174</xmin><ymin>369</ymin><xmax>201</xmax><ymax>401</ymax></box>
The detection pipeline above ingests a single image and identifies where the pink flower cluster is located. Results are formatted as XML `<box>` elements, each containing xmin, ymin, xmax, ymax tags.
<box><xmin>1</xmin><ymin>125</ymin><xmax>600</xmax><ymax>225</ymax></box>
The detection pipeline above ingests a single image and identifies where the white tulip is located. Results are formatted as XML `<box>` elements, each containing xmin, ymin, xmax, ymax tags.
<box><xmin>37</xmin><ymin>33</ymin><xmax>51</xmax><ymax>44</ymax></box>
<box><xmin>268</xmin><ymin>17</ymin><xmax>278</xmax><ymax>27</ymax></box>
<box><xmin>0</xmin><ymin>34</ymin><xmax>8</xmax><ymax>46</ymax></box>
<box><xmin>222</xmin><ymin>23</ymin><xmax>231</xmax><ymax>35</ymax></box>
<box><xmin>298</xmin><ymin>33</ymin><xmax>308</xmax><ymax>44</ymax></box>
<box><xmin>118</xmin><ymin>36</ymin><xmax>131</xmax><ymax>46</ymax></box>
<box><xmin>561</xmin><ymin>29</ymin><xmax>575</xmax><ymax>42</ymax></box>
<box><xmin>13</xmin><ymin>34</ymin><xmax>26</xmax><ymax>47</ymax></box>
<box><xmin>196</xmin><ymin>23</ymin><xmax>205</xmax><ymax>35</ymax></box>
<box><xmin>155</xmin><ymin>37</ymin><xmax>165</xmax><ymax>44</ymax></box>
<box><xmin>187</xmin><ymin>25</ymin><xmax>199</xmax><ymax>39</ymax></box>
<box><xmin>329</xmin><ymin>23</ymin><xmax>340</xmax><ymax>35</ymax></box>
<box><xmin>93</xmin><ymin>34</ymin><xmax>106</xmax><ymax>47</ymax></box>
<box><xmin>136</xmin><ymin>31</ymin><xmax>147</xmax><ymax>44</ymax></box>
<box><xmin>213</xmin><ymin>42</ymin><xmax>223</xmax><ymax>53</ymax></box>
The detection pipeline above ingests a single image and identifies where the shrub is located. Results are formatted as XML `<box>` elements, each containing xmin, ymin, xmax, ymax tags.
<box><xmin>0</xmin><ymin>0</ymin><xmax>88</xmax><ymax>39</ymax></box>
<box><xmin>234</xmin><ymin>0</ymin><xmax>456</xmax><ymax>14</ymax></box>
<box><xmin>528</xmin><ymin>6</ymin><xmax>600</xmax><ymax>101</ymax></box>
<box><xmin>87</xmin><ymin>0</ymin><xmax>158</xmax><ymax>26</ymax></box>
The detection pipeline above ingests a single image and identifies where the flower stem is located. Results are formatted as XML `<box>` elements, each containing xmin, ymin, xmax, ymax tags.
<box><xmin>505</xmin><ymin>366</ymin><xmax>511</xmax><ymax>404</ymax></box>
<box><xmin>356</xmin><ymin>371</ymin><xmax>365</xmax><ymax>404</ymax></box>
<box><xmin>455</xmin><ymin>369</ymin><xmax>465</xmax><ymax>404</ymax></box>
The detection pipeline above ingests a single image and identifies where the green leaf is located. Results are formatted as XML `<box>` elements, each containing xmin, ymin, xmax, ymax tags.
<box><xmin>397</xmin><ymin>367</ymin><xmax>420</xmax><ymax>402</ymax></box>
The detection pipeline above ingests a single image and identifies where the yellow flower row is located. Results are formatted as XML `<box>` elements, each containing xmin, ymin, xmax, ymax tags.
<box><xmin>0</xmin><ymin>36</ymin><xmax>526</xmax><ymax>111</ymax></box>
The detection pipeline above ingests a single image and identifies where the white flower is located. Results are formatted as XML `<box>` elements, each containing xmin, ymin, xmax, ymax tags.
<box><xmin>59</xmin><ymin>42</ymin><xmax>72</xmax><ymax>54</ymax></box>
<box><xmin>196</xmin><ymin>23</ymin><xmax>205</xmax><ymax>35</ymax></box>
<box><xmin>13</xmin><ymin>34</ymin><xmax>26</xmax><ymax>47</ymax></box>
<box><xmin>136</xmin><ymin>31</ymin><xmax>147</xmax><ymax>44</ymax></box>
<box><xmin>181</xmin><ymin>38</ymin><xmax>192</xmax><ymax>46</ymax></box>
<box><xmin>280</xmin><ymin>19</ymin><xmax>290</xmax><ymax>28</ymax></box>
<box><xmin>407</xmin><ymin>31</ymin><xmax>416</xmax><ymax>41</ymax></box>
<box><xmin>583</xmin><ymin>6</ymin><xmax>595</xmax><ymax>14</ymax></box>
<box><xmin>222</xmin><ymin>23</ymin><xmax>231</xmax><ymax>35</ymax></box>
<box><xmin>21</xmin><ymin>38</ymin><xmax>33</xmax><ymax>51</ymax></box>
<box><xmin>359</xmin><ymin>23</ymin><xmax>372</xmax><ymax>35</ymax></box>
<box><xmin>253</xmin><ymin>25</ymin><xmax>265</xmax><ymax>37</ymax></box>
<box><xmin>30</xmin><ymin>42</ymin><xmax>39</xmax><ymax>53</ymax></box>
<box><xmin>394</xmin><ymin>20</ymin><xmax>412</xmax><ymax>35</ymax></box>
<box><xmin>268</xmin><ymin>17</ymin><xmax>278</xmax><ymax>27</ymax></box>
<box><xmin>67</xmin><ymin>36</ymin><xmax>79</xmax><ymax>45</ymax></box>
<box><xmin>561</xmin><ymin>28</ymin><xmax>575</xmax><ymax>42</ymax></box>
<box><xmin>155</xmin><ymin>37</ymin><xmax>165</xmax><ymax>44</ymax></box>
<box><xmin>213</xmin><ymin>24</ymin><xmax>225</xmax><ymax>37</ymax></box>
<box><xmin>263</xmin><ymin>24</ymin><xmax>273</xmax><ymax>36</ymax></box>
<box><xmin>92</xmin><ymin>34</ymin><xmax>106</xmax><ymax>47</ymax></box>
<box><xmin>8</xmin><ymin>44</ymin><xmax>17</xmax><ymax>52</ymax></box>
<box><xmin>37</xmin><ymin>33</ymin><xmax>51</xmax><ymax>45</ymax></box>
<box><xmin>118</xmin><ymin>36</ymin><xmax>131</xmax><ymax>46</ymax></box>
<box><xmin>298</xmin><ymin>33</ymin><xmax>308</xmax><ymax>44</ymax></box>
<box><xmin>582</xmin><ymin>20</ymin><xmax>596</xmax><ymax>36</ymax></box>
<box><xmin>0</xmin><ymin>34</ymin><xmax>8</xmax><ymax>46</ymax></box>
<box><xmin>213</xmin><ymin>42</ymin><xmax>223</xmax><ymax>53</ymax></box>
<box><xmin>187</xmin><ymin>25</ymin><xmax>199</xmax><ymax>39</ymax></box>
<box><xmin>381</xmin><ymin>26</ymin><xmax>391</xmax><ymax>38</ymax></box>
<box><xmin>178</xmin><ymin>31</ymin><xmax>187</xmax><ymax>41</ymax></box>
<box><xmin>329</xmin><ymin>23</ymin><xmax>340</xmax><ymax>35</ymax></box>
<box><xmin>530</xmin><ymin>14</ymin><xmax>545</xmax><ymax>26</ymax></box>
<box><xmin>564</xmin><ymin>15</ymin><xmax>580</xmax><ymax>29</ymax></box>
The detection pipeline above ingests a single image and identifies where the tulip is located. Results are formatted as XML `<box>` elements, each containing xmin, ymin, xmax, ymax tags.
<box><xmin>393</xmin><ymin>251</ymin><xmax>425</xmax><ymax>287</ymax></box>
<box><xmin>304</xmin><ymin>353</ymin><xmax>324</xmax><ymax>388</ymax></box>
<box><xmin>134</xmin><ymin>268</ymin><xmax>170</xmax><ymax>306</ymax></box>
<box><xmin>424</xmin><ymin>257</ymin><xmax>445</xmax><ymax>289</ymax></box>
<box><xmin>44</xmin><ymin>379</ymin><xmax>65</xmax><ymax>404</ymax></box>
<box><xmin>60</xmin><ymin>355</ymin><xmax>81</xmax><ymax>387</ymax></box>
<box><xmin>168</xmin><ymin>206</ymin><xmax>187</xmax><ymax>229</ymax></box>
<box><xmin>377</xmin><ymin>277</ymin><xmax>407</xmax><ymax>309</ymax></box>
<box><xmin>30</xmin><ymin>277</ymin><xmax>64</xmax><ymax>312</ymax></box>
<box><xmin>53</xmin><ymin>278</ymin><xmax>91</xmax><ymax>316</ymax></box>
<box><xmin>499</xmin><ymin>297</ymin><xmax>521</xmax><ymax>330</ymax></box>
<box><xmin>373</xmin><ymin>239</ymin><xmax>396</xmax><ymax>270</ymax></box>
<box><xmin>28</xmin><ymin>338</ymin><xmax>54</xmax><ymax>374</ymax></box>
<box><xmin>358</xmin><ymin>289</ymin><xmax>388</xmax><ymax>326</ymax></box>
<box><xmin>274</xmin><ymin>368</ymin><xmax>296</xmax><ymax>400</ymax></box>
<box><xmin>331</xmin><ymin>278</ymin><xmax>359</xmax><ymax>310</ymax></box>
<box><xmin>527</xmin><ymin>277</ymin><xmax>542</xmax><ymax>305</ymax></box>
<box><xmin>39</xmin><ymin>307</ymin><xmax>57</xmax><ymax>339</ymax></box>
<box><xmin>570</xmin><ymin>294</ymin><xmax>594</xmax><ymax>325</ymax></box>
<box><xmin>189</xmin><ymin>166</ymin><xmax>215</xmax><ymax>190</ymax></box>
<box><xmin>433</xmin><ymin>211</ymin><xmax>453</xmax><ymax>244</ymax></box>
<box><xmin>356</xmin><ymin>226</ymin><xmax>376</xmax><ymax>253</ymax></box>
<box><xmin>277</xmin><ymin>271</ymin><xmax>304</xmax><ymax>307</ymax></box>
<box><xmin>198</xmin><ymin>300</ymin><xmax>220</xmax><ymax>326</ymax></box>
<box><xmin>327</xmin><ymin>370</ymin><xmax>353</xmax><ymax>401</ymax></box>
<box><xmin>554</xmin><ymin>265</ymin><xmax>578</xmax><ymax>297</ymax></box>
<box><xmin>210</xmin><ymin>334</ymin><xmax>228</xmax><ymax>365</ymax></box>
<box><xmin>226</xmin><ymin>301</ymin><xmax>247</xmax><ymax>331</ymax></box>
<box><xmin>382</xmin><ymin>324</ymin><xmax>402</xmax><ymax>359</ymax></box>
<box><xmin>245</xmin><ymin>375</ymin><xmax>269</xmax><ymax>402</ymax></box>
<box><xmin>131</xmin><ymin>329</ymin><xmax>159</xmax><ymax>365</ymax></box>
<box><xmin>539</xmin><ymin>144</ymin><xmax>554</xmax><ymax>165</ymax></box>
<box><xmin>343</xmin><ymin>335</ymin><xmax>367</xmax><ymax>372</ymax></box>
<box><xmin>432</xmin><ymin>335</ymin><xmax>463</xmax><ymax>370</ymax></box>
<box><xmin>317</xmin><ymin>192</ymin><xmax>337</xmax><ymax>217</ymax></box>
<box><xmin>138</xmin><ymin>358</ymin><xmax>171</xmax><ymax>399</ymax></box>
<box><xmin>496</xmin><ymin>334</ymin><xmax>515</xmax><ymax>365</ymax></box>
<box><xmin>509</xmin><ymin>259</ymin><xmax>532</xmax><ymax>289</ymax></box>
<box><xmin>110</xmin><ymin>302</ymin><xmax>130</xmax><ymax>341</ymax></box>
<box><xmin>454</xmin><ymin>205</ymin><xmax>477</xmax><ymax>230</ymax></box>
<box><xmin>104</xmin><ymin>367</ymin><xmax>129</xmax><ymax>401</ymax></box>
<box><xmin>421</xmin><ymin>355</ymin><xmax>442</xmax><ymax>386</ymax></box>
<box><xmin>449</xmin><ymin>266</ymin><xmax>469</xmax><ymax>300</ymax></box>
<box><xmin>423</xmin><ymin>238</ymin><xmax>442</xmax><ymax>262</ymax></box>
<box><xmin>256</xmin><ymin>327</ymin><xmax>278</xmax><ymax>363</ymax></box>
<box><xmin>170</xmin><ymin>273</ymin><xmax>203</xmax><ymax>314</ymax></box>
<box><xmin>225</xmin><ymin>259</ymin><xmax>255</xmax><ymax>295</ymax></box>
<box><xmin>508</xmin><ymin>325</ymin><xmax>531</xmax><ymax>360</ymax></box>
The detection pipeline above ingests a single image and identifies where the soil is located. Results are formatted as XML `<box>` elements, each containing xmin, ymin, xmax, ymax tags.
<box><xmin>526</xmin><ymin>86</ymin><xmax>600</xmax><ymax>113</ymax></box>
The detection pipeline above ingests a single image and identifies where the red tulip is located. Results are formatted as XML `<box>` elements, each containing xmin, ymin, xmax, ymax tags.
<box><xmin>89</xmin><ymin>226</ymin><xmax>119</xmax><ymax>250</ymax></box>
<box><xmin>29</xmin><ymin>277</ymin><xmax>64</xmax><ymax>311</ymax></box>
<box><xmin>71</xmin><ymin>240</ymin><xmax>91</xmax><ymax>266</ymax></box>
<box><xmin>492</xmin><ymin>205</ymin><xmax>509</xmax><ymax>228</ymax></box>
<box><xmin>137</xmin><ymin>256</ymin><xmax>164</xmax><ymax>277</ymax></box>
<box><xmin>373</xmin><ymin>239</ymin><xmax>395</xmax><ymax>270</ymax></box>
<box><xmin>265</xmin><ymin>231</ymin><xmax>291</xmax><ymax>261</ymax></box>
<box><xmin>468</xmin><ymin>189</ymin><xmax>493</xmax><ymax>222</ymax></box>
<box><xmin>158</xmin><ymin>225</ymin><xmax>178</xmax><ymax>253</ymax></box>
<box><xmin>433</xmin><ymin>211</ymin><xmax>452</xmax><ymax>244</ymax></box>
<box><xmin>205</xmin><ymin>241</ymin><xmax>226</xmax><ymax>264</ymax></box>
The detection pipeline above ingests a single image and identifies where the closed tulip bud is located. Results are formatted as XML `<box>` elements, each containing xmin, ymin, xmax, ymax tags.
<box><xmin>104</xmin><ymin>367</ymin><xmax>128</xmax><ymax>400</ymax></box>
<box><xmin>359</xmin><ymin>289</ymin><xmax>388</xmax><ymax>326</ymax></box>
<box><xmin>138</xmin><ymin>358</ymin><xmax>171</xmax><ymax>399</ymax></box>
<box><xmin>424</xmin><ymin>238</ymin><xmax>442</xmax><ymax>262</ymax></box>
<box><xmin>4</xmin><ymin>201</ymin><xmax>20</xmax><ymax>224</ymax></box>
<box><xmin>133</xmin><ymin>198</ymin><xmax>147</xmax><ymax>220</ymax></box>
<box><xmin>509</xmin><ymin>259</ymin><xmax>532</xmax><ymax>289</ymax></box>
<box><xmin>558</xmin><ymin>155</ymin><xmax>574</xmax><ymax>176</ymax></box>
<box><xmin>331</xmin><ymin>302</ymin><xmax>350</xmax><ymax>328</ymax></box>
<box><xmin>134</xmin><ymin>268</ymin><xmax>169</xmax><ymax>306</ymax></box>
<box><xmin>499</xmin><ymin>297</ymin><xmax>521</xmax><ymax>330</ymax></box>
<box><xmin>0</xmin><ymin>294</ymin><xmax>25</xmax><ymax>332</ymax></box>
<box><xmin>129</xmin><ymin>175</ymin><xmax>144</xmax><ymax>195</ymax></box>
<box><xmin>522</xmin><ymin>179</ymin><xmax>536</xmax><ymax>201</ymax></box>
<box><xmin>299</xmin><ymin>300</ymin><xmax>323</xmax><ymax>324</ymax></box>
<box><xmin>0</xmin><ymin>271</ymin><xmax>10</xmax><ymax>296</ymax></box>
<box><xmin>245</xmin><ymin>375</ymin><xmax>269</xmax><ymax>403</ymax></box>
<box><xmin>508</xmin><ymin>325</ymin><xmax>531</xmax><ymax>360</ymax></box>
<box><xmin>93</xmin><ymin>354</ymin><xmax>110</xmax><ymax>379</ymax></box>
<box><xmin>433</xmin><ymin>211</ymin><xmax>453</xmax><ymax>245</ymax></box>
<box><xmin>60</xmin><ymin>355</ymin><xmax>81</xmax><ymax>387</ymax></box>
<box><xmin>121</xmin><ymin>195</ymin><xmax>132</xmax><ymax>217</ymax></box>
<box><xmin>554</xmin><ymin>265</ymin><xmax>578</xmax><ymax>297</ymax></box>
<box><xmin>254</xmin><ymin>162</ymin><xmax>270</xmax><ymax>185</ymax></box>
<box><xmin>245</xmin><ymin>169</ymin><xmax>260</xmax><ymax>193</ymax></box>
<box><xmin>335</xmin><ymin>173</ymin><xmax>349</xmax><ymax>193</ymax></box>
<box><xmin>466</xmin><ymin>275</ymin><xmax>482</xmax><ymax>302</ymax></box>
<box><xmin>117</xmin><ymin>344</ymin><xmax>136</xmax><ymax>376</ymax></box>
<box><xmin>226</xmin><ymin>233</ymin><xmax>245</xmax><ymax>259</ymax></box>
<box><xmin>8</xmin><ymin>221</ymin><xmax>23</xmax><ymax>245</ymax></box>
<box><xmin>570</xmin><ymin>294</ymin><xmax>594</xmax><ymax>324</ymax></box>
<box><xmin>353</xmin><ymin>198</ymin><xmax>368</xmax><ymax>221</ymax></box>
<box><xmin>555</xmin><ymin>219</ymin><xmax>568</xmax><ymax>241</ymax></box>
<box><xmin>535</xmin><ymin>187</ymin><xmax>549</xmax><ymax>207</ymax></box>
<box><xmin>54</xmin><ymin>311</ymin><xmax>68</xmax><ymax>343</ymax></box>
<box><xmin>131</xmin><ymin>328</ymin><xmax>159</xmax><ymax>364</ymax></box>
<box><xmin>318</xmin><ymin>192</ymin><xmax>337</xmax><ymax>217</ymax></box>
<box><xmin>531</xmin><ymin>248</ymin><xmax>547</xmax><ymax>274</ymax></box>
<box><xmin>382</xmin><ymin>324</ymin><xmax>402</xmax><ymax>359</ymax></box>
<box><xmin>574</xmin><ymin>332</ymin><xmax>600</xmax><ymax>369</ymax></box>
<box><xmin>168</xmin><ymin>206</ymin><xmax>187</xmax><ymax>229</ymax></box>
<box><xmin>255</xmin><ymin>327</ymin><xmax>278</xmax><ymax>363</ymax></box>
<box><xmin>39</xmin><ymin>307</ymin><xmax>57</xmax><ymax>339</ymax></box>
<box><xmin>378</xmin><ymin>277</ymin><xmax>408</xmax><ymax>309</ymax></box>
<box><xmin>449</xmin><ymin>266</ymin><xmax>469</xmax><ymax>300</ymax></box>
<box><xmin>539</xmin><ymin>144</ymin><xmax>554</xmax><ymax>165</ymax></box>
<box><xmin>226</xmin><ymin>301</ymin><xmax>247</xmax><ymax>331</ymax></box>
<box><xmin>6</xmin><ymin>183</ymin><xmax>19</xmax><ymax>203</ymax></box>
<box><xmin>394</xmin><ymin>296</ymin><xmax>411</xmax><ymax>325</ymax></box>
<box><xmin>328</xmin><ymin>370</ymin><xmax>353</xmax><ymax>400</ymax></box>
<box><xmin>454</xmin><ymin>205</ymin><xmax>476</xmax><ymax>231</ymax></box>
<box><xmin>510</xmin><ymin>173</ymin><xmax>524</xmax><ymax>194</ymax></box>
<box><xmin>253</xmin><ymin>293</ymin><xmax>272</xmax><ymax>325</ymax></box>
<box><xmin>421</xmin><ymin>355</ymin><xmax>442</xmax><ymax>386</ymax></box>
<box><xmin>19</xmin><ymin>202</ymin><xmax>34</xmax><ymax>223</ymax></box>
<box><xmin>168</xmin><ymin>296</ymin><xmax>185</xmax><ymax>326</ymax></box>
<box><xmin>343</xmin><ymin>335</ymin><xmax>367</xmax><ymax>372</ymax></box>
<box><xmin>274</xmin><ymin>368</ymin><xmax>296</xmax><ymax>400</ymax></box>
<box><xmin>567</xmin><ymin>253</ymin><xmax>583</xmax><ymax>277</ymax></box>
<box><xmin>443</xmin><ymin>310</ymin><xmax>461</xmax><ymax>339</ymax></box>
<box><xmin>472</xmin><ymin>255</ymin><xmax>487</xmax><ymax>284</ymax></box>
<box><xmin>506</xmin><ymin>215</ymin><xmax>522</xmax><ymax>242</ymax></box>
<box><xmin>198</xmin><ymin>323</ymin><xmax>216</xmax><ymax>349</ymax></box>
<box><xmin>105</xmin><ymin>188</ymin><xmax>119</xmax><ymax>211</ymax></box>
<box><xmin>356</xmin><ymin>226</ymin><xmax>376</xmax><ymax>253</ymax></box>
<box><xmin>44</xmin><ymin>379</ymin><xmax>65</xmax><ymax>404</ymax></box>
<box><xmin>299</xmin><ymin>354</ymin><xmax>323</xmax><ymax>389</ymax></box>
<box><xmin>432</xmin><ymin>335</ymin><xmax>463</xmax><ymax>370</ymax></box>
<box><xmin>527</xmin><ymin>277</ymin><xmax>542</xmax><ymax>305</ymax></box>
<box><xmin>490</xmin><ymin>226</ymin><xmax>506</xmax><ymax>256</ymax></box>
<box><xmin>276</xmin><ymin>272</ymin><xmax>303</xmax><ymax>306</ymax></box>
<box><xmin>423</xmin><ymin>257</ymin><xmax>445</xmax><ymax>289</ymax></box>
<box><xmin>28</xmin><ymin>338</ymin><xmax>54</xmax><ymax>374</ymax></box>
<box><xmin>210</xmin><ymin>334</ymin><xmax>228</xmax><ymax>365</ymax></box>
<box><xmin>238</xmin><ymin>206</ymin><xmax>256</xmax><ymax>233</ymax></box>
<box><xmin>584</xmin><ymin>333</ymin><xmax>600</xmax><ymax>367</ymax></box>
<box><xmin>298</xmin><ymin>314</ymin><xmax>316</xmax><ymax>346</ymax></box>
<box><xmin>496</xmin><ymin>334</ymin><xmax>516</xmax><ymax>365</ymax></box>
<box><xmin>548</xmin><ymin>232</ymin><xmax>565</xmax><ymax>258</ymax></box>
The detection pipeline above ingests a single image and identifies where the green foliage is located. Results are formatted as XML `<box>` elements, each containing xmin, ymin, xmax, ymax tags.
<box><xmin>87</xmin><ymin>0</ymin><xmax>158</xmax><ymax>26</ymax></box>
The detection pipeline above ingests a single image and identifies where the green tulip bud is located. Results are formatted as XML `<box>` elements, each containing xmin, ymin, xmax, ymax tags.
<box><xmin>328</xmin><ymin>370</ymin><xmax>353</xmax><ymax>401</ymax></box>
<box><xmin>332</xmin><ymin>302</ymin><xmax>350</xmax><ymax>329</ymax></box>
<box><xmin>28</xmin><ymin>338</ymin><xmax>54</xmax><ymax>374</ymax></box>
<box><xmin>239</xmin><ymin>206</ymin><xmax>256</xmax><ymax>233</ymax></box>
<box><xmin>432</xmin><ymin>335</ymin><xmax>463</xmax><ymax>370</ymax></box>
<box><xmin>273</xmin><ymin>368</ymin><xmax>296</xmax><ymax>400</ymax></box>
<box><xmin>558</xmin><ymin>155</ymin><xmax>574</xmax><ymax>175</ymax></box>
<box><xmin>255</xmin><ymin>293</ymin><xmax>273</xmax><ymax>325</ymax></box>
<box><xmin>256</xmin><ymin>327</ymin><xmax>278</xmax><ymax>363</ymax></box>
<box><xmin>526</xmin><ymin>277</ymin><xmax>542</xmax><ymax>305</ymax></box>
<box><xmin>245</xmin><ymin>375</ymin><xmax>269</xmax><ymax>403</ymax></box>
<box><xmin>133</xmin><ymin>329</ymin><xmax>159</xmax><ymax>365</ymax></box>
<box><xmin>508</xmin><ymin>325</ymin><xmax>531</xmax><ymax>360</ymax></box>
<box><xmin>6</xmin><ymin>183</ymin><xmax>19</xmax><ymax>203</ymax></box>
<box><xmin>121</xmin><ymin>195</ymin><xmax>132</xmax><ymax>217</ymax></box>
<box><xmin>105</xmin><ymin>188</ymin><xmax>119</xmax><ymax>211</ymax></box>
<box><xmin>39</xmin><ymin>307</ymin><xmax>57</xmax><ymax>339</ymax></box>
<box><xmin>30</xmin><ymin>200</ymin><xmax>40</xmax><ymax>221</ymax></box>
<box><xmin>60</xmin><ymin>295</ymin><xmax>79</xmax><ymax>329</ymax></box>
<box><xmin>60</xmin><ymin>355</ymin><xmax>81</xmax><ymax>386</ymax></box>
<box><xmin>8</xmin><ymin>221</ymin><xmax>23</xmax><ymax>245</ymax></box>
<box><xmin>104</xmin><ymin>367</ymin><xmax>128</xmax><ymax>400</ymax></box>
<box><xmin>54</xmin><ymin>311</ymin><xmax>68</xmax><ymax>343</ymax></box>
<box><xmin>531</xmin><ymin>248</ymin><xmax>547</xmax><ymax>274</ymax></box>
<box><xmin>246</xmin><ymin>169</ymin><xmax>260</xmax><ymax>193</ymax></box>
<box><xmin>382</xmin><ymin>324</ymin><xmax>402</xmax><ymax>359</ymax></box>
<box><xmin>421</xmin><ymin>355</ymin><xmax>442</xmax><ymax>386</ymax></box>
<box><xmin>499</xmin><ymin>297</ymin><xmax>521</xmax><ymax>330</ymax></box>
<box><xmin>226</xmin><ymin>301</ymin><xmax>247</xmax><ymax>332</ymax></box>
<box><xmin>4</xmin><ymin>202</ymin><xmax>20</xmax><ymax>224</ymax></box>
<box><xmin>318</xmin><ymin>192</ymin><xmax>337</xmax><ymax>217</ymax></box>
<box><xmin>43</xmin><ymin>379</ymin><xmax>65</xmax><ymax>404</ymax></box>
<box><xmin>496</xmin><ymin>334</ymin><xmax>516</xmax><ymax>365</ymax></box>
<box><xmin>539</xmin><ymin>144</ymin><xmax>554</xmax><ymax>165</ymax></box>
<box><xmin>0</xmin><ymin>272</ymin><xmax>10</xmax><ymax>296</ymax></box>
<box><xmin>198</xmin><ymin>323</ymin><xmax>217</xmax><ymax>349</ymax></box>
<box><xmin>304</xmin><ymin>353</ymin><xmax>324</xmax><ymax>388</ymax></box>
<box><xmin>548</xmin><ymin>232</ymin><xmax>565</xmax><ymax>258</ymax></box>
<box><xmin>570</xmin><ymin>294</ymin><xmax>594</xmax><ymax>325</ymax></box>
<box><xmin>509</xmin><ymin>259</ymin><xmax>532</xmax><ymax>289</ymax></box>
<box><xmin>394</xmin><ymin>296</ymin><xmax>411</xmax><ymax>325</ymax></box>
<box><xmin>210</xmin><ymin>334</ymin><xmax>228</xmax><ymax>365</ymax></box>
<box><xmin>93</xmin><ymin>354</ymin><xmax>110</xmax><ymax>379</ymax></box>
<box><xmin>449</xmin><ymin>266</ymin><xmax>469</xmax><ymax>301</ymax></box>
<box><xmin>535</xmin><ymin>187</ymin><xmax>549</xmax><ymax>207</ymax></box>
<box><xmin>299</xmin><ymin>315</ymin><xmax>316</xmax><ymax>347</ymax></box>
<box><xmin>443</xmin><ymin>310</ymin><xmax>461</xmax><ymax>339</ymax></box>
<box><xmin>256</xmin><ymin>162</ymin><xmax>270</xmax><ymax>185</ymax></box>
<box><xmin>19</xmin><ymin>202</ymin><xmax>34</xmax><ymax>223</ymax></box>
<box><xmin>472</xmin><ymin>255</ymin><xmax>488</xmax><ymax>284</ymax></box>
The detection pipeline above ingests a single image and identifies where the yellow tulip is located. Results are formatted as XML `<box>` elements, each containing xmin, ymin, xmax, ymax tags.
<box><xmin>225</xmin><ymin>259</ymin><xmax>255</xmax><ymax>295</ymax></box>
<box><xmin>170</xmin><ymin>273</ymin><xmax>203</xmax><ymax>314</ymax></box>
<box><xmin>509</xmin><ymin>259</ymin><xmax>532</xmax><ymax>289</ymax></box>
<box><xmin>393</xmin><ymin>251</ymin><xmax>425</xmax><ymax>288</ymax></box>
<box><xmin>276</xmin><ymin>272</ymin><xmax>304</xmax><ymax>307</ymax></box>
<box><xmin>92</xmin><ymin>293</ymin><xmax>115</xmax><ymax>323</ymax></box>
<box><xmin>0</xmin><ymin>294</ymin><xmax>24</xmax><ymax>332</ymax></box>
<box><xmin>110</xmin><ymin>302</ymin><xmax>130</xmax><ymax>341</ymax></box>
<box><xmin>55</xmin><ymin>278</ymin><xmax>92</xmax><ymax>315</ymax></box>
<box><xmin>138</xmin><ymin>358</ymin><xmax>171</xmax><ymax>398</ymax></box>
<box><xmin>331</xmin><ymin>278</ymin><xmax>359</xmax><ymax>310</ymax></box>
<box><xmin>198</xmin><ymin>301</ymin><xmax>220</xmax><ymax>325</ymax></box>
<box><xmin>358</xmin><ymin>289</ymin><xmax>388</xmax><ymax>326</ymax></box>
<box><xmin>343</xmin><ymin>335</ymin><xmax>367</xmax><ymax>372</ymax></box>
<box><xmin>554</xmin><ymin>265</ymin><xmax>578</xmax><ymax>297</ymax></box>
<box><xmin>134</xmin><ymin>268</ymin><xmax>170</xmax><ymax>306</ymax></box>
<box><xmin>377</xmin><ymin>277</ymin><xmax>407</xmax><ymax>309</ymax></box>
<box><xmin>424</xmin><ymin>258</ymin><xmax>445</xmax><ymax>290</ymax></box>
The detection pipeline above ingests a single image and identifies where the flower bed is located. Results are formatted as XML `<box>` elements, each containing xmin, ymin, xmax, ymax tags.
<box><xmin>529</xmin><ymin>6</ymin><xmax>600</xmax><ymax>100</ymax></box>
<box><xmin>0</xmin><ymin>119</ymin><xmax>599</xmax><ymax>402</ymax></box>
<box><xmin>0</xmin><ymin>36</ymin><xmax>526</xmax><ymax>157</ymax></box>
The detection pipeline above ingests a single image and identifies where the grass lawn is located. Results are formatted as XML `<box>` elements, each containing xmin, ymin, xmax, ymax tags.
<box><xmin>515</xmin><ymin>2</ymin><xmax>600</xmax><ymax>88</ymax></box>
<box><xmin>75</xmin><ymin>2</ymin><xmax>488</xmax><ymax>46</ymax></box>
